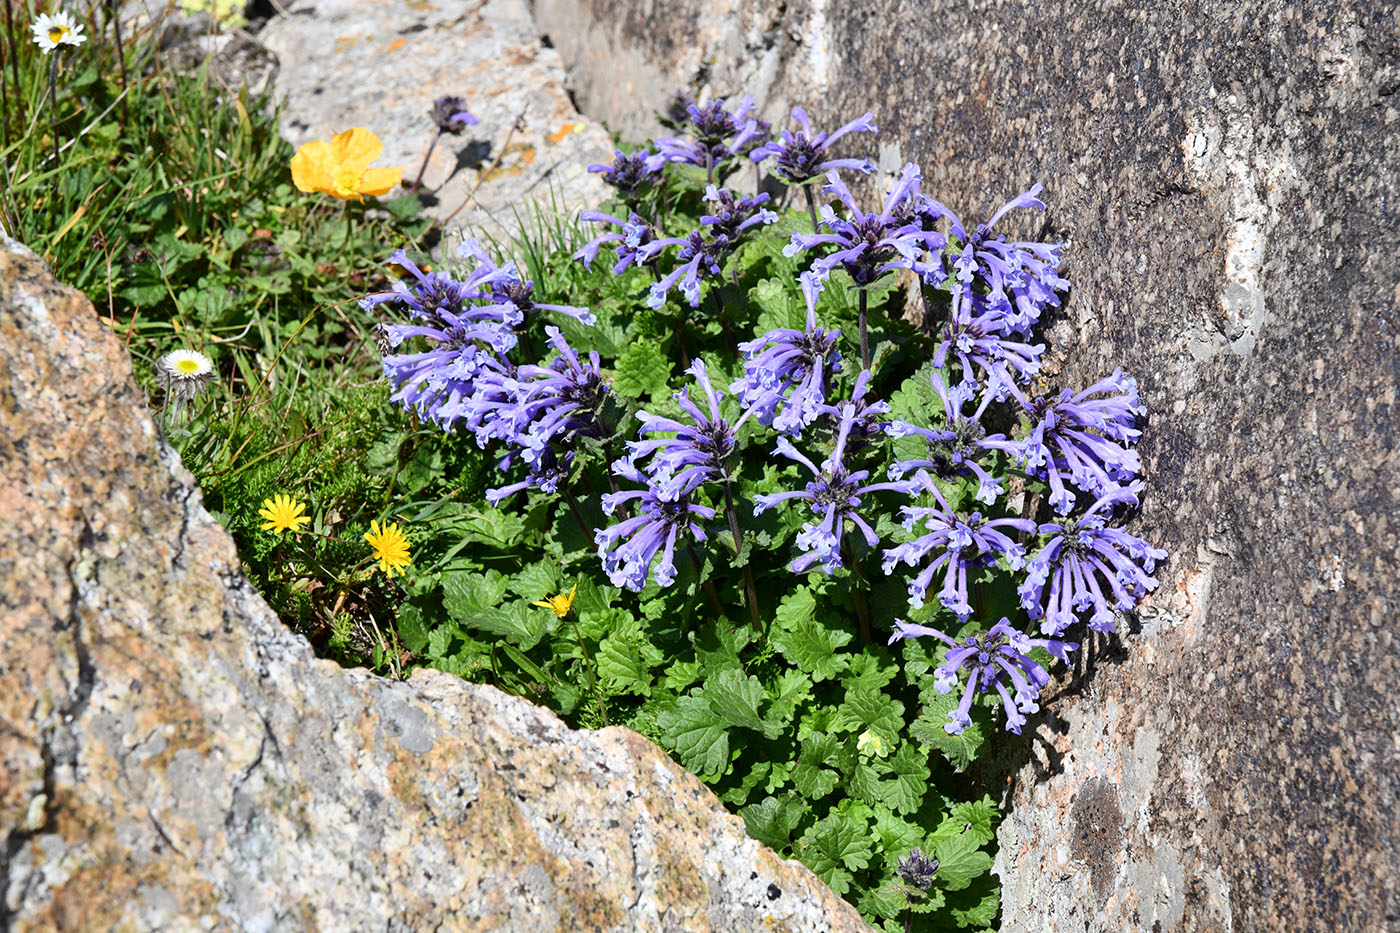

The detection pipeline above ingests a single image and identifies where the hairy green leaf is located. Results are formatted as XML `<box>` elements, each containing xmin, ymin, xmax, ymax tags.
<box><xmin>772</xmin><ymin>618</ymin><xmax>853</xmax><ymax>682</ymax></box>
<box><xmin>740</xmin><ymin>794</ymin><xmax>807</xmax><ymax>850</ymax></box>
<box><xmin>792</xmin><ymin>731</ymin><xmax>841</xmax><ymax>800</ymax></box>
<box><xmin>611</xmin><ymin>340</ymin><xmax>673</xmax><ymax>399</ymax></box>
<box><xmin>657</xmin><ymin>695</ymin><xmax>730</xmax><ymax>777</ymax></box>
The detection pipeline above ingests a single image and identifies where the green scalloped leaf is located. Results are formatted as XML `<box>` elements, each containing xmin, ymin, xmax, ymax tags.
<box><xmin>772</xmin><ymin>617</ymin><xmax>853</xmax><ymax>682</ymax></box>
<box><xmin>740</xmin><ymin>793</ymin><xmax>806</xmax><ymax>850</ymax></box>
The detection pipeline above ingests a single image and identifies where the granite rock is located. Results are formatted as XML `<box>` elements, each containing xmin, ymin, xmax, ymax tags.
<box><xmin>533</xmin><ymin>1</ymin><xmax>1400</xmax><ymax>929</ymax></box>
<box><xmin>0</xmin><ymin>235</ymin><xmax>871</xmax><ymax>930</ymax></box>
<box><xmin>257</xmin><ymin>0</ymin><xmax>612</xmax><ymax>243</ymax></box>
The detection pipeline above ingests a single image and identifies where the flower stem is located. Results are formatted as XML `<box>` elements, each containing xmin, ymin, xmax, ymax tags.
<box><xmin>602</xmin><ymin>439</ymin><xmax>621</xmax><ymax>497</ymax></box>
<box><xmin>711</xmin><ymin>288</ymin><xmax>739</xmax><ymax>359</ymax></box>
<box><xmin>47</xmin><ymin>53</ymin><xmax>60</xmax><ymax>167</ymax></box>
<box><xmin>842</xmin><ymin>532</ymin><xmax>873</xmax><ymax>646</ymax></box>
<box><xmin>563</xmin><ymin>487</ymin><xmax>596</xmax><ymax>550</ymax></box>
<box><xmin>803</xmin><ymin>184</ymin><xmax>820</xmax><ymax>233</ymax></box>
<box><xmin>107</xmin><ymin>0</ymin><xmax>129</xmax><ymax>124</ymax></box>
<box><xmin>411</xmin><ymin>130</ymin><xmax>442</xmax><ymax>191</ymax></box>
<box><xmin>858</xmin><ymin>287</ymin><xmax>870</xmax><ymax>370</ymax></box>
<box><xmin>568</xmin><ymin>612</ymin><xmax>609</xmax><ymax>726</ymax></box>
<box><xmin>723</xmin><ymin>481</ymin><xmax>762</xmax><ymax>635</ymax></box>
<box><xmin>3</xmin><ymin>0</ymin><xmax>20</xmax><ymax>107</ymax></box>
<box><xmin>686</xmin><ymin>543</ymin><xmax>728</xmax><ymax>620</ymax></box>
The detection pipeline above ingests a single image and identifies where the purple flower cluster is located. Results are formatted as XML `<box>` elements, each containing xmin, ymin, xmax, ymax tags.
<box><xmin>1019</xmin><ymin>484</ymin><xmax>1166</xmax><ymax>635</ymax></box>
<box><xmin>588</xmin><ymin>148</ymin><xmax>666</xmax><ymax>195</ymax></box>
<box><xmin>881</xmin><ymin>470</ymin><xmax>1036</xmax><ymax>619</ymax></box>
<box><xmin>625</xmin><ymin>359</ymin><xmax>747</xmax><ymax>501</ymax></box>
<box><xmin>364</xmin><ymin>248</ymin><xmax>519</xmax><ymax>428</ymax></box>
<box><xmin>749</xmin><ymin>107</ymin><xmax>877</xmax><ymax>184</ymax></box>
<box><xmin>574</xmin><ymin>210</ymin><xmax>658</xmax><ymax>275</ymax></box>
<box><xmin>885</xmin><ymin>371</ymin><xmax>1018</xmax><ymax>504</ymax></box>
<box><xmin>754</xmin><ymin>391</ymin><xmax>916</xmax><ymax>574</ymax></box>
<box><xmin>430</xmin><ymin>95</ymin><xmax>479</xmax><ymax>135</ymax></box>
<box><xmin>655</xmin><ymin>94</ymin><xmax>767</xmax><ymax>180</ymax></box>
<box><xmin>596</xmin><ymin>459</ymin><xmax>716</xmax><ymax>591</ymax></box>
<box><xmin>998</xmin><ymin>370</ymin><xmax>1145</xmax><ymax>514</ymax></box>
<box><xmin>642</xmin><ymin>186</ymin><xmax>776</xmax><ymax>308</ymax></box>
<box><xmin>595</xmin><ymin>360</ymin><xmax>745</xmax><ymax>590</ymax></box>
<box><xmin>939</xmin><ymin>184</ymin><xmax>1068</xmax><ymax>337</ymax></box>
<box><xmin>731</xmin><ymin>272</ymin><xmax>843</xmax><ymax>435</ymax></box>
<box><xmin>458</xmin><ymin>238</ymin><xmax>596</xmax><ymax>327</ymax></box>
<box><xmin>783</xmin><ymin>164</ymin><xmax>934</xmax><ymax>286</ymax></box>
<box><xmin>366</xmin><ymin>242</ymin><xmax>612</xmax><ymax>505</ymax></box>
<box><xmin>890</xmin><ymin>617</ymin><xmax>1077</xmax><ymax>735</ymax></box>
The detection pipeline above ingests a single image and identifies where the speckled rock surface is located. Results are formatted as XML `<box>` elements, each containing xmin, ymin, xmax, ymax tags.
<box><xmin>535</xmin><ymin>1</ymin><xmax>1400</xmax><ymax>930</ymax></box>
<box><xmin>0</xmin><ymin>235</ymin><xmax>871</xmax><ymax>930</ymax></box>
<box><xmin>259</xmin><ymin>0</ymin><xmax>612</xmax><ymax>242</ymax></box>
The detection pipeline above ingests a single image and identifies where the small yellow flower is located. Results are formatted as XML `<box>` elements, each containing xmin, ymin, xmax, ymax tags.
<box><xmin>532</xmin><ymin>584</ymin><xmax>578</xmax><ymax>618</ymax></box>
<box><xmin>258</xmin><ymin>494</ymin><xmax>311</xmax><ymax>534</ymax></box>
<box><xmin>857</xmin><ymin>729</ymin><xmax>889</xmax><ymax>758</ymax></box>
<box><xmin>290</xmin><ymin>128</ymin><xmax>403</xmax><ymax>201</ymax></box>
<box><xmin>364</xmin><ymin>519</ymin><xmax>411</xmax><ymax>578</ymax></box>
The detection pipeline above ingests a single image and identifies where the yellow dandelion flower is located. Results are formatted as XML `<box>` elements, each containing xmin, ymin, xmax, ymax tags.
<box><xmin>532</xmin><ymin>583</ymin><xmax>578</xmax><ymax>618</ymax></box>
<box><xmin>258</xmin><ymin>494</ymin><xmax>311</xmax><ymax>534</ymax></box>
<box><xmin>290</xmin><ymin>127</ymin><xmax>403</xmax><ymax>202</ymax></box>
<box><xmin>364</xmin><ymin>519</ymin><xmax>411</xmax><ymax>578</ymax></box>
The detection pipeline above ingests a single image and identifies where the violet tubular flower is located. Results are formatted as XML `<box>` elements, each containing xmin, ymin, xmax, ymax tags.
<box><xmin>933</xmin><ymin>286</ymin><xmax>1046</xmax><ymax>401</ymax></box>
<box><xmin>364</xmin><ymin>250</ymin><xmax>519</xmax><ymax>428</ymax></box>
<box><xmin>574</xmin><ymin>210</ymin><xmax>657</xmax><ymax>274</ymax></box>
<box><xmin>458</xmin><ymin>239</ymin><xmax>597</xmax><ymax>326</ymax></box>
<box><xmin>731</xmin><ymin>271</ymin><xmax>843</xmax><ymax>435</ymax></box>
<box><xmin>596</xmin><ymin>459</ymin><xmax>716</xmax><ymax>592</ymax></box>
<box><xmin>1019</xmin><ymin>483</ymin><xmax>1167</xmax><ymax>636</ymax></box>
<box><xmin>783</xmin><ymin>164</ymin><xmax>931</xmax><ymax>286</ymax></box>
<box><xmin>784</xmin><ymin>163</ymin><xmax>937</xmax><ymax>367</ymax></box>
<box><xmin>889</xmin><ymin>617</ymin><xmax>1077</xmax><ymax>735</ymax></box>
<box><xmin>486</xmin><ymin>447</ymin><xmax>574</xmax><ymax>506</ymax></box>
<box><xmin>643</xmin><ymin>187</ymin><xmax>776</xmax><ymax>308</ymax></box>
<box><xmin>750</xmin><ymin>107</ymin><xmax>877</xmax><ymax>184</ymax></box>
<box><xmin>815</xmin><ymin>368</ymin><xmax>890</xmax><ymax>459</ymax></box>
<box><xmin>881</xmin><ymin>470</ymin><xmax>1037</xmax><ymax>619</ymax></box>
<box><xmin>885</xmin><ymin>371</ymin><xmax>1017</xmax><ymax>505</ymax></box>
<box><xmin>939</xmin><ymin>183</ymin><xmax>1069</xmax><ymax>337</ymax></box>
<box><xmin>507</xmin><ymin>326</ymin><xmax>611</xmax><ymax>467</ymax></box>
<box><xmin>1000</xmin><ymin>369</ymin><xmax>1145</xmax><ymax>513</ymax></box>
<box><xmin>587</xmin><ymin>148</ymin><xmax>666</xmax><ymax>196</ymax></box>
<box><xmin>755</xmin><ymin>395</ymin><xmax>917</xmax><ymax>575</ymax></box>
<box><xmin>655</xmin><ymin>94</ymin><xmax>764</xmax><ymax>181</ymax></box>
<box><xmin>430</xmin><ymin>95</ymin><xmax>479</xmax><ymax>134</ymax></box>
<box><xmin>628</xmin><ymin>359</ymin><xmax>747</xmax><ymax>501</ymax></box>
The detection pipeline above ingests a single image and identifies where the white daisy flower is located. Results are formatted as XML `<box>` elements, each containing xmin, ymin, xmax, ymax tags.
<box><xmin>156</xmin><ymin>349</ymin><xmax>214</xmax><ymax>407</ymax></box>
<box><xmin>30</xmin><ymin>10</ymin><xmax>86</xmax><ymax>53</ymax></box>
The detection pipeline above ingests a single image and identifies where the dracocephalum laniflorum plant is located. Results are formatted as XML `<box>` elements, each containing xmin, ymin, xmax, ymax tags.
<box><xmin>361</xmin><ymin>92</ymin><xmax>1166</xmax><ymax>931</ymax></box>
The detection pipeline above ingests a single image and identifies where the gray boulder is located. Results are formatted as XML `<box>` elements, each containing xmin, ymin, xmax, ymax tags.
<box><xmin>0</xmin><ymin>235</ymin><xmax>872</xmax><ymax>930</ymax></box>
<box><xmin>532</xmin><ymin>1</ymin><xmax>1400</xmax><ymax>929</ymax></box>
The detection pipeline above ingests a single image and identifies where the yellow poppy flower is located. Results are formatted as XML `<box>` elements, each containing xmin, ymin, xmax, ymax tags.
<box><xmin>364</xmin><ymin>519</ymin><xmax>412</xmax><ymax>578</ymax></box>
<box><xmin>258</xmin><ymin>494</ymin><xmax>311</xmax><ymax>534</ymax></box>
<box><xmin>532</xmin><ymin>583</ymin><xmax>578</xmax><ymax>618</ymax></box>
<box><xmin>290</xmin><ymin>127</ymin><xmax>403</xmax><ymax>201</ymax></box>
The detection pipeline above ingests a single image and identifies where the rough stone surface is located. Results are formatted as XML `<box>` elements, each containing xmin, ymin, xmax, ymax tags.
<box><xmin>0</xmin><ymin>235</ymin><xmax>872</xmax><ymax>930</ymax></box>
<box><xmin>533</xmin><ymin>1</ymin><xmax>1400</xmax><ymax>930</ymax></box>
<box><xmin>257</xmin><ymin>0</ymin><xmax>612</xmax><ymax>244</ymax></box>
